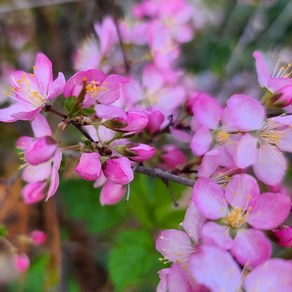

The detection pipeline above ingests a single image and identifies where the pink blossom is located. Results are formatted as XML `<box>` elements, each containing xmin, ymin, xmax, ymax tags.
<box><xmin>193</xmin><ymin>174</ymin><xmax>290</xmax><ymax>267</ymax></box>
<box><xmin>253</xmin><ymin>51</ymin><xmax>292</xmax><ymax>106</ymax></box>
<box><xmin>19</xmin><ymin>116</ymin><xmax>62</xmax><ymax>201</ymax></box>
<box><xmin>147</xmin><ymin>21</ymin><xmax>180</xmax><ymax>70</ymax></box>
<box><xmin>117</xmin><ymin>111</ymin><xmax>148</xmax><ymax>134</ymax></box>
<box><xmin>103</xmin><ymin>157</ymin><xmax>133</xmax><ymax>185</ymax></box>
<box><xmin>145</xmin><ymin>108</ymin><xmax>165</xmax><ymax>134</ymax></box>
<box><xmin>22</xmin><ymin>182</ymin><xmax>46</xmax><ymax>204</ymax></box>
<box><xmin>272</xmin><ymin>225</ymin><xmax>292</xmax><ymax>248</ymax></box>
<box><xmin>75</xmin><ymin>152</ymin><xmax>102</xmax><ymax>181</ymax></box>
<box><xmin>17</xmin><ymin>115</ymin><xmax>57</xmax><ymax>165</ymax></box>
<box><xmin>123</xmin><ymin>143</ymin><xmax>156</xmax><ymax>162</ymax></box>
<box><xmin>93</xmin><ymin>17</ymin><xmax>118</xmax><ymax>56</ymax></box>
<box><xmin>30</xmin><ymin>230</ymin><xmax>47</xmax><ymax>245</ymax></box>
<box><xmin>224</xmin><ymin>94</ymin><xmax>292</xmax><ymax>185</ymax></box>
<box><xmin>190</xmin><ymin>92</ymin><xmax>224</xmax><ymax>156</ymax></box>
<box><xmin>157</xmin><ymin>264</ymin><xmax>200</xmax><ymax>292</ymax></box>
<box><xmin>17</xmin><ymin>135</ymin><xmax>57</xmax><ymax>165</ymax></box>
<box><xmin>64</xmin><ymin>69</ymin><xmax>128</xmax><ymax>107</ymax></box>
<box><xmin>133</xmin><ymin>0</ymin><xmax>193</xmax><ymax>43</ymax></box>
<box><xmin>94</xmin><ymin>104</ymin><xmax>126</xmax><ymax>121</ymax></box>
<box><xmin>14</xmin><ymin>254</ymin><xmax>30</xmax><ymax>273</ymax></box>
<box><xmin>160</xmin><ymin>145</ymin><xmax>186</xmax><ymax>170</ymax></box>
<box><xmin>0</xmin><ymin>53</ymin><xmax>65</xmax><ymax>122</ymax></box>
<box><xmin>244</xmin><ymin>259</ymin><xmax>292</xmax><ymax>292</ymax></box>
<box><xmin>100</xmin><ymin>181</ymin><xmax>126</xmax><ymax>205</ymax></box>
<box><xmin>190</xmin><ymin>245</ymin><xmax>292</xmax><ymax>292</ymax></box>
<box><xmin>189</xmin><ymin>245</ymin><xmax>241</xmax><ymax>292</ymax></box>
<box><xmin>73</xmin><ymin>36</ymin><xmax>101</xmax><ymax>71</ymax></box>
<box><xmin>156</xmin><ymin>201</ymin><xmax>205</xmax><ymax>269</ymax></box>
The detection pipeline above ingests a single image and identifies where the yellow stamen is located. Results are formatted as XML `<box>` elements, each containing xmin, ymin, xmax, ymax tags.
<box><xmin>221</xmin><ymin>208</ymin><xmax>245</xmax><ymax>229</ymax></box>
<box><xmin>215</xmin><ymin>130</ymin><xmax>230</xmax><ymax>143</ymax></box>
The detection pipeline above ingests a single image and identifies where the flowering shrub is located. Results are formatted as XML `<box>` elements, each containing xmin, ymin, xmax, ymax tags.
<box><xmin>0</xmin><ymin>0</ymin><xmax>291</xmax><ymax>290</ymax></box>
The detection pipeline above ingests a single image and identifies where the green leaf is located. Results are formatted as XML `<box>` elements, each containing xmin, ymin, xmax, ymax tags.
<box><xmin>108</xmin><ymin>230</ymin><xmax>162</xmax><ymax>291</ymax></box>
<box><xmin>64</xmin><ymin>96</ymin><xmax>76</xmax><ymax>112</ymax></box>
<box><xmin>0</xmin><ymin>224</ymin><xmax>8</xmax><ymax>237</ymax></box>
<box><xmin>59</xmin><ymin>179</ymin><xmax>127</xmax><ymax>233</ymax></box>
<box><xmin>127</xmin><ymin>174</ymin><xmax>186</xmax><ymax>229</ymax></box>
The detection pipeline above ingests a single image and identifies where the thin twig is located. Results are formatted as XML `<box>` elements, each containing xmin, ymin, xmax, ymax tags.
<box><xmin>135</xmin><ymin>165</ymin><xmax>195</xmax><ymax>188</ymax></box>
<box><xmin>111</xmin><ymin>1</ymin><xmax>130</xmax><ymax>74</ymax></box>
<box><xmin>44</xmin><ymin>105</ymin><xmax>95</xmax><ymax>142</ymax></box>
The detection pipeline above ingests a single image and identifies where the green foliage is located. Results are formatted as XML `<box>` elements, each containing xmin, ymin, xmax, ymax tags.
<box><xmin>0</xmin><ymin>224</ymin><xmax>8</xmax><ymax>237</ymax></box>
<box><xmin>59</xmin><ymin>179</ymin><xmax>127</xmax><ymax>233</ymax></box>
<box><xmin>64</xmin><ymin>96</ymin><xmax>76</xmax><ymax>113</ymax></box>
<box><xmin>126</xmin><ymin>174</ymin><xmax>186</xmax><ymax>229</ymax></box>
<box><xmin>108</xmin><ymin>230</ymin><xmax>163</xmax><ymax>292</ymax></box>
<box><xmin>10</xmin><ymin>254</ymin><xmax>50</xmax><ymax>292</ymax></box>
<box><xmin>59</xmin><ymin>175</ymin><xmax>187</xmax><ymax>290</ymax></box>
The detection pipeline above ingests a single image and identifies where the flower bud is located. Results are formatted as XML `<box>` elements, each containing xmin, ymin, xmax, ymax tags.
<box><xmin>24</xmin><ymin>136</ymin><xmax>57</xmax><ymax>165</ymax></box>
<box><xmin>103</xmin><ymin>157</ymin><xmax>133</xmax><ymax>185</ymax></box>
<box><xmin>160</xmin><ymin>145</ymin><xmax>186</xmax><ymax>170</ymax></box>
<box><xmin>100</xmin><ymin>181</ymin><xmax>126</xmax><ymax>205</ymax></box>
<box><xmin>123</xmin><ymin>143</ymin><xmax>156</xmax><ymax>162</ymax></box>
<box><xmin>146</xmin><ymin>108</ymin><xmax>164</xmax><ymax>134</ymax></box>
<box><xmin>120</xmin><ymin>111</ymin><xmax>148</xmax><ymax>134</ymax></box>
<box><xmin>75</xmin><ymin>152</ymin><xmax>102</xmax><ymax>181</ymax></box>
<box><xmin>30</xmin><ymin>230</ymin><xmax>47</xmax><ymax>245</ymax></box>
<box><xmin>22</xmin><ymin>182</ymin><xmax>46</xmax><ymax>204</ymax></box>
<box><xmin>14</xmin><ymin>254</ymin><xmax>30</xmax><ymax>273</ymax></box>
<box><xmin>272</xmin><ymin>225</ymin><xmax>292</xmax><ymax>248</ymax></box>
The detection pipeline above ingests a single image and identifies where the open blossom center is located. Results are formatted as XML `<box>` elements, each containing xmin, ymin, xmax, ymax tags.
<box><xmin>222</xmin><ymin>207</ymin><xmax>246</xmax><ymax>229</ymax></box>
<box><xmin>272</xmin><ymin>63</ymin><xmax>292</xmax><ymax>78</ymax></box>
<box><xmin>215</xmin><ymin>130</ymin><xmax>230</xmax><ymax>143</ymax></box>
<box><xmin>13</xmin><ymin>74</ymin><xmax>45</xmax><ymax>107</ymax></box>
<box><xmin>260</xmin><ymin>130</ymin><xmax>280</xmax><ymax>144</ymax></box>
<box><xmin>85</xmin><ymin>80</ymin><xmax>106</xmax><ymax>97</ymax></box>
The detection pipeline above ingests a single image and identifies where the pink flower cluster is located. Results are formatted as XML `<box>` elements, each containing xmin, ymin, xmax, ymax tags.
<box><xmin>156</xmin><ymin>174</ymin><xmax>292</xmax><ymax>291</ymax></box>
<box><xmin>0</xmin><ymin>0</ymin><xmax>291</xmax><ymax>288</ymax></box>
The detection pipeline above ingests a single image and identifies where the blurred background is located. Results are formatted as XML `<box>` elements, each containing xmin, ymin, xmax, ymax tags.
<box><xmin>0</xmin><ymin>0</ymin><xmax>292</xmax><ymax>291</ymax></box>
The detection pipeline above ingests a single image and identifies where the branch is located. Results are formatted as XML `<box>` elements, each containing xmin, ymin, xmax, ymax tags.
<box><xmin>44</xmin><ymin>105</ymin><xmax>95</xmax><ymax>142</ymax></box>
<box><xmin>135</xmin><ymin>165</ymin><xmax>195</xmax><ymax>187</ymax></box>
<box><xmin>111</xmin><ymin>1</ymin><xmax>130</xmax><ymax>74</ymax></box>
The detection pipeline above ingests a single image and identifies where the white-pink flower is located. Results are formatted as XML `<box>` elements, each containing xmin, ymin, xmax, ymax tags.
<box><xmin>193</xmin><ymin>174</ymin><xmax>291</xmax><ymax>268</ymax></box>
<box><xmin>0</xmin><ymin>53</ymin><xmax>65</xmax><ymax>122</ymax></box>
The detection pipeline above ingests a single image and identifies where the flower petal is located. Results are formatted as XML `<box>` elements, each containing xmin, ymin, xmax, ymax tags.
<box><xmin>75</xmin><ymin>152</ymin><xmax>102</xmax><ymax>181</ymax></box>
<box><xmin>22</xmin><ymin>163</ymin><xmax>52</xmax><ymax>183</ymax></box>
<box><xmin>182</xmin><ymin>201</ymin><xmax>205</xmax><ymax>244</ymax></box>
<box><xmin>272</xmin><ymin>225</ymin><xmax>292</xmax><ymax>248</ymax></box>
<box><xmin>48</xmin><ymin>72</ymin><xmax>65</xmax><ymax>99</ymax></box>
<box><xmin>244</xmin><ymin>259</ymin><xmax>292</xmax><ymax>292</ymax></box>
<box><xmin>100</xmin><ymin>181</ymin><xmax>126</xmax><ymax>205</ymax></box>
<box><xmin>190</xmin><ymin>127</ymin><xmax>212</xmax><ymax>156</ymax></box>
<box><xmin>234</xmin><ymin>134</ymin><xmax>258</xmax><ymax>168</ymax></box>
<box><xmin>34</xmin><ymin>53</ymin><xmax>53</xmax><ymax>94</ymax></box>
<box><xmin>223</xmin><ymin>94</ymin><xmax>265</xmax><ymax>131</ymax></box>
<box><xmin>231</xmin><ymin>229</ymin><xmax>271</xmax><ymax>269</ymax></box>
<box><xmin>189</xmin><ymin>245</ymin><xmax>241</xmax><ymax>292</ymax></box>
<box><xmin>247</xmin><ymin>192</ymin><xmax>291</xmax><ymax>229</ymax></box>
<box><xmin>201</xmin><ymin>222</ymin><xmax>233</xmax><ymax>250</ymax></box>
<box><xmin>31</xmin><ymin>114</ymin><xmax>52</xmax><ymax>137</ymax></box>
<box><xmin>192</xmin><ymin>178</ymin><xmax>228</xmax><ymax>220</ymax></box>
<box><xmin>192</xmin><ymin>93</ymin><xmax>222</xmax><ymax>129</ymax></box>
<box><xmin>253</xmin><ymin>144</ymin><xmax>286</xmax><ymax>185</ymax></box>
<box><xmin>253</xmin><ymin>51</ymin><xmax>270</xmax><ymax>88</ymax></box>
<box><xmin>156</xmin><ymin>230</ymin><xmax>194</xmax><ymax>265</ymax></box>
<box><xmin>225</xmin><ymin>174</ymin><xmax>260</xmax><ymax>209</ymax></box>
